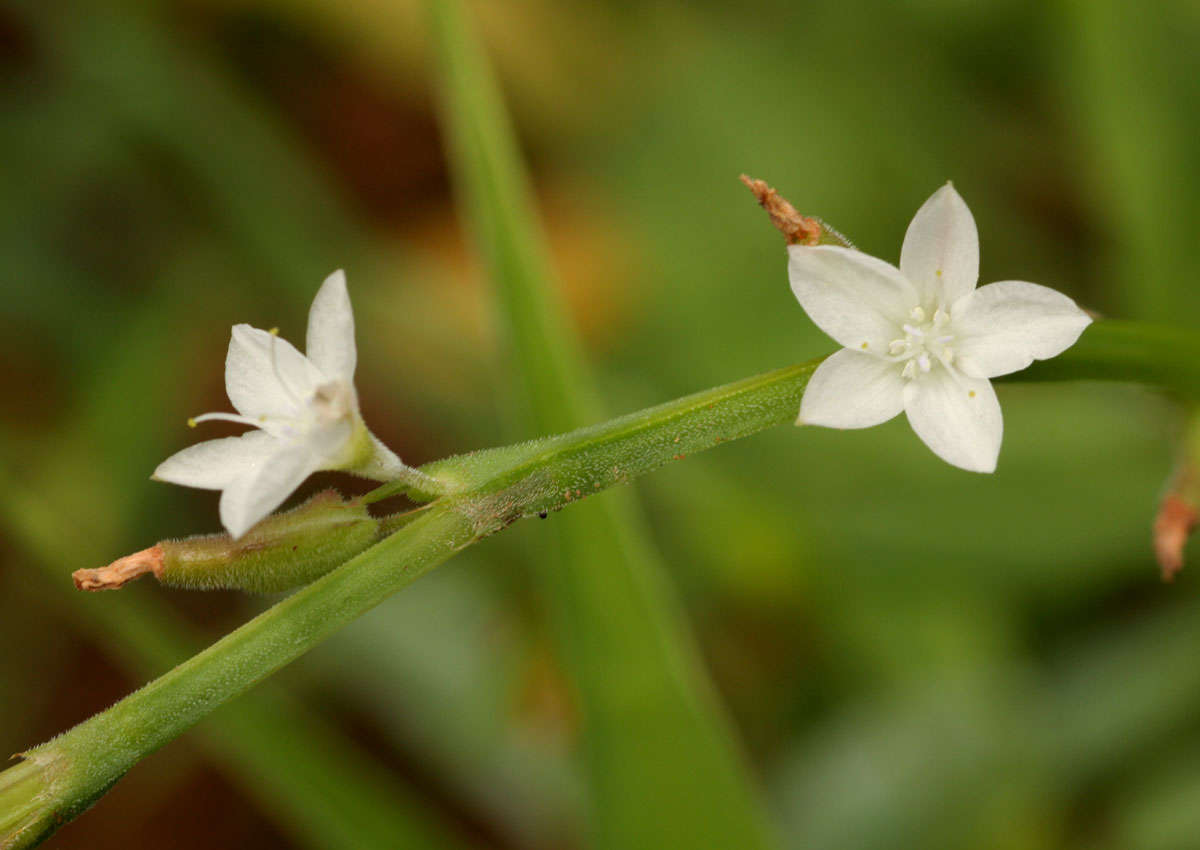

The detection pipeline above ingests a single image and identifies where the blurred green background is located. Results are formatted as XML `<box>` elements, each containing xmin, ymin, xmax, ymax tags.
<box><xmin>2</xmin><ymin>1</ymin><xmax>1199</xmax><ymax>847</ymax></box>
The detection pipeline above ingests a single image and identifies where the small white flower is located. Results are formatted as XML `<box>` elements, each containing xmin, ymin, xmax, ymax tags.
<box><xmin>154</xmin><ymin>270</ymin><xmax>414</xmax><ymax>538</ymax></box>
<box><xmin>790</xmin><ymin>184</ymin><xmax>1092</xmax><ymax>473</ymax></box>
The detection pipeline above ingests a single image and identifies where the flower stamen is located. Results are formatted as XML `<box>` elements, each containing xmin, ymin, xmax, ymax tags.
<box><xmin>189</xmin><ymin>412</ymin><xmax>266</xmax><ymax>428</ymax></box>
<box><xmin>890</xmin><ymin>304</ymin><xmax>958</xmax><ymax>381</ymax></box>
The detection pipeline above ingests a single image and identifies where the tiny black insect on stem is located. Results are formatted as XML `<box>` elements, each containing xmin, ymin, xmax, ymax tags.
<box><xmin>538</xmin><ymin>511</ymin><xmax>548</xmax><ymax>519</ymax></box>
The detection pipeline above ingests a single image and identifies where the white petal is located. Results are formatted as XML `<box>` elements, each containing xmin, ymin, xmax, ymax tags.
<box><xmin>306</xmin><ymin>270</ymin><xmax>357</xmax><ymax>383</ymax></box>
<box><xmin>899</xmin><ymin>183</ymin><xmax>978</xmax><ymax>306</ymax></box>
<box><xmin>950</xmin><ymin>280</ymin><xmax>1092</xmax><ymax>379</ymax></box>
<box><xmin>798</xmin><ymin>349</ymin><xmax>905</xmax><ymax>429</ymax></box>
<box><xmin>788</xmin><ymin>245</ymin><xmax>918</xmax><ymax>351</ymax></box>
<box><xmin>903</xmin><ymin>370</ymin><xmax>1002</xmax><ymax>473</ymax></box>
<box><xmin>152</xmin><ymin>431</ymin><xmax>278</xmax><ymax>490</ymax></box>
<box><xmin>219</xmin><ymin>441</ymin><xmax>322</xmax><ymax>539</ymax></box>
<box><xmin>226</xmin><ymin>325</ymin><xmax>323</xmax><ymax>421</ymax></box>
<box><xmin>308</xmin><ymin>416</ymin><xmax>358</xmax><ymax>468</ymax></box>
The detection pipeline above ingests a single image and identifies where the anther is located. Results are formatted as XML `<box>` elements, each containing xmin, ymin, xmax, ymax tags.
<box><xmin>933</xmin><ymin>308</ymin><xmax>948</xmax><ymax>325</ymax></box>
<box><xmin>901</xmin><ymin>360</ymin><xmax>917</xmax><ymax>380</ymax></box>
<box><xmin>902</xmin><ymin>323</ymin><xmax>924</xmax><ymax>337</ymax></box>
<box><xmin>910</xmin><ymin>306</ymin><xmax>926</xmax><ymax>322</ymax></box>
<box><xmin>889</xmin><ymin>340</ymin><xmax>907</xmax><ymax>354</ymax></box>
<box><xmin>917</xmin><ymin>354</ymin><xmax>931</xmax><ymax>372</ymax></box>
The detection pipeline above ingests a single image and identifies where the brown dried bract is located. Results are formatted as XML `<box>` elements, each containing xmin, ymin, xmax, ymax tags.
<box><xmin>73</xmin><ymin>545</ymin><xmax>164</xmax><ymax>591</ymax></box>
<box><xmin>739</xmin><ymin>175</ymin><xmax>821</xmax><ymax>246</ymax></box>
<box><xmin>1155</xmin><ymin>493</ymin><xmax>1197</xmax><ymax>582</ymax></box>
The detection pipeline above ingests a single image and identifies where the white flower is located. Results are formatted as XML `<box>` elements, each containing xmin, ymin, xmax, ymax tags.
<box><xmin>790</xmin><ymin>184</ymin><xmax>1092</xmax><ymax>473</ymax></box>
<box><xmin>154</xmin><ymin>270</ymin><xmax>413</xmax><ymax>538</ymax></box>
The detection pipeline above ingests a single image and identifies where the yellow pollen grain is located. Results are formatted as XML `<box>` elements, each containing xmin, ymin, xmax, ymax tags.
<box><xmin>860</xmin><ymin>342</ymin><xmax>869</xmax><ymax>349</ymax></box>
<box><xmin>186</xmin><ymin>417</ymin><xmax>197</xmax><ymax>428</ymax></box>
<box><xmin>968</xmin><ymin>390</ymin><xmax>976</xmax><ymax>398</ymax></box>
<box><xmin>269</xmin><ymin>327</ymin><xmax>280</xmax><ymax>336</ymax></box>
<box><xmin>936</xmin><ymin>269</ymin><xmax>943</xmax><ymax>277</ymax></box>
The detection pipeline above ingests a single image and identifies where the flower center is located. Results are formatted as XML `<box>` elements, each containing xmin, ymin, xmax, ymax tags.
<box><xmin>310</xmin><ymin>381</ymin><xmax>354</xmax><ymax>424</ymax></box>
<box><xmin>888</xmin><ymin>306</ymin><xmax>956</xmax><ymax>380</ymax></box>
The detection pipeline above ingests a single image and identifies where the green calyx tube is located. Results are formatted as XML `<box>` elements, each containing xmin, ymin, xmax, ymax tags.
<box><xmin>74</xmin><ymin>490</ymin><xmax>381</xmax><ymax>594</ymax></box>
<box><xmin>159</xmin><ymin>491</ymin><xmax>379</xmax><ymax>593</ymax></box>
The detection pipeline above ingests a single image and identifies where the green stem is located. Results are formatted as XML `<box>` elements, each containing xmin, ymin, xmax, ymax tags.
<box><xmin>11</xmin><ymin>505</ymin><xmax>478</xmax><ymax>847</ymax></box>
<box><xmin>5</xmin><ymin>358</ymin><xmax>818</xmax><ymax>847</ymax></box>
<box><xmin>419</xmin><ymin>361</ymin><xmax>817</xmax><ymax>512</ymax></box>
<box><xmin>0</xmin><ymin>479</ymin><xmax>485</xmax><ymax>850</ymax></box>
<box><xmin>0</xmin><ymin>760</ymin><xmax>53</xmax><ymax>849</ymax></box>
<box><xmin>3</xmin><ymin>316</ymin><xmax>1194</xmax><ymax>845</ymax></box>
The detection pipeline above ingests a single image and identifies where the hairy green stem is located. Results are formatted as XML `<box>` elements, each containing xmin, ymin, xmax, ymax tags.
<box><xmin>8</xmin><ymin>505</ymin><xmax>477</xmax><ymax>848</ymax></box>
<box><xmin>4</xmin><ymin>357</ymin><xmax>818</xmax><ymax>847</ymax></box>
<box><xmin>2</xmin><ymin>317</ymin><xmax>1194</xmax><ymax>846</ymax></box>
<box><xmin>419</xmin><ymin>362</ymin><xmax>817</xmax><ymax>511</ymax></box>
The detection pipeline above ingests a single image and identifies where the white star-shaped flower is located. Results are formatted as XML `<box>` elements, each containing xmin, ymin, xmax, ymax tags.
<box><xmin>790</xmin><ymin>184</ymin><xmax>1092</xmax><ymax>472</ymax></box>
<box><xmin>154</xmin><ymin>270</ymin><xmax>415</xmax><ymax>538</ymax></box>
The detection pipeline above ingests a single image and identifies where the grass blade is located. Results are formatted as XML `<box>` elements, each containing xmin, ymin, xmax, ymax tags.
<box><xmin>426</xmin><ymin>1</ymin><xmax>778</xmax><ymax>845</ymax></box>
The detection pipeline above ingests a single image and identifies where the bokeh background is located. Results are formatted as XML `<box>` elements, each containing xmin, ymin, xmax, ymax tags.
<box><xmin>2</xmin><ymin>1</ymin><xmax>1199</xmax><ymax>848</ymax></box>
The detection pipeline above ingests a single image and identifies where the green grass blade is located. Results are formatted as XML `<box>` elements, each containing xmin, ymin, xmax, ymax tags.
<box><xmin>1057</xmin><ymin>0</ymin><xmax>1199</xmax><ymax>324</ymax></box>
<box><xmin>426</xmin><ymin>1</ymin><xmax>778</xmax><ymax>846</ymax></box>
